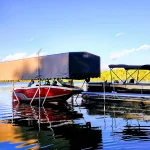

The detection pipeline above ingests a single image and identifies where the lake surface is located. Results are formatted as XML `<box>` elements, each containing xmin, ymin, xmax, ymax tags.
<box><xmin>1</xmin><ymin>82</ymin><xmax>150</xmax><ymax>149</ymax></box>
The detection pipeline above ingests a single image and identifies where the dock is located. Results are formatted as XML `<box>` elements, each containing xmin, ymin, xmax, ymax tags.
<box><xmin>82</xmin><ymin>91</ymin><xmax>150</xmax><ymax>104</ymax></box>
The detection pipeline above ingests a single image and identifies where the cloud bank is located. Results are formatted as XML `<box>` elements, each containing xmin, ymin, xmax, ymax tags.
<box><xmin>110</xmin><ymin>44</ymin><xmax>150</xmax><ymax>60</ymax></box>
<box><xmin>1</xmin><ymin>52</ymin><xmax>47</xmax><ymax>62</ymax></box>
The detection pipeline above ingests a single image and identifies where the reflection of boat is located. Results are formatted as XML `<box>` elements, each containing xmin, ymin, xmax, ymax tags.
<box><xmin>13</xmin><ymin>102</ymin><xmax>83</xmax><ymax>125</ymax></box>
<box><xmin>13</xmin><ymin>79</ymin><xmax>83</xmax><ymax>103</ymax></box>
<box><xmin>83</xmin><ymin>65</ymin><xmax>150</xmax><ymax>103</ymax></box>
<box><xmin>9</xmin><ymin>103</ymin><xmax>102</xmax><ymax>150</ymax></box>
<box><xmin>50</xmin><ymin>124</ymin><xmax>102</xmax><ymax>150</ymax></box>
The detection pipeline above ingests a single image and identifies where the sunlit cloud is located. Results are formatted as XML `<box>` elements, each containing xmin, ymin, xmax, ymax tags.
<box><xmin>110</xmin><ymin>44</ymin><xmax>150</xmax><ymax>60</ymax></box>
<box><xmin>1</xmin><ymin>53</ymin><xmax>27</xmax><ymax>61</ymax></box>
<box><xmin>1</xmin><ymin>52</ymin><xmax>48</xmax><ymax>62</ymax></box>
<box><xmin>115</xmin><ymin>32</ymin><xmax>123</xmax><ymax>36</ymax></box>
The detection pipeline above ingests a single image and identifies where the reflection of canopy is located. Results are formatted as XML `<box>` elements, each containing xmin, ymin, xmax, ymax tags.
<box><xmin>109</xmin><ymin>64</ymin><xmax>150</xmax><ymax>70</ymax></box>
<box><xmin>0</xmin><ymin>52</ymin><xmax>100</xmax><ymax>80</ymax></box>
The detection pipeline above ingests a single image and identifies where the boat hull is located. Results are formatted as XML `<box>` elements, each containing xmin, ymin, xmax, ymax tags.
<box><xmin>13</xmin><ymin>85</ymin><xmax>82</xmax><ymax>103</ymax></box>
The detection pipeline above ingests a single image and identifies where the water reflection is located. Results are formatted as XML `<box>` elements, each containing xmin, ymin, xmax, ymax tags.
<box><xmin>84</xmin><ymin>101</ymin><xmax>150</xmax><ymax>120</ymax></box>
<box><xmin>114</xmin><ymin>125</ymin><xmax>150</xmax><ymax>141</ymax></box>
<box><xmin>0</xmin><ymin>102</ymin><xmax>102</xmax><ymax>150</ymax></box>
<box><xmin>83</xmin><ymin>100</ymin><xmax>150</xmax><ymax>143</ymax></box>
<box><xmin>12</xmin><ymin>102</ymin><xmax>82</xmax><ymax>126</ymax></box>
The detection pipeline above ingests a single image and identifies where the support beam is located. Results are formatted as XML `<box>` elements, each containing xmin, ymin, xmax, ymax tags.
<box><xmin>42</xmin><ymin>86</ymin><xmax>51</xmax><ymax>106</ymax></box>
<box><xmin>126</xmin><ymin>70</ymin><xmax>138</xmax><ymax>82</ymax></box>
<box><xmin>139</xmin><ymin>71</ymin><xmax>150</xmax><ymax>82</ymax></box>
<box><xmin>30</xmin><ymin>88</ymin><xmax>39</xmax><ymax>105</ymax></box>
<box><xmin>12</xmin><ymin>81</ymin><xmax>20</xmax><ymax>103</ymax></box>
<box><xmin>110</xmin><ymin>69</ymin><xmax>112</xmax><ymax>82</ymax></box>
<box><xmin>111</xmin><ymin>69</ymin><xmax>124</xmax><ymax>83</ymax></box>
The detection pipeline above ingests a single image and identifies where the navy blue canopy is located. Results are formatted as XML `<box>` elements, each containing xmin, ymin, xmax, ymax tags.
<box><xmin>0</xmin><ymin>52</ymin><xmax>100</xmax><ymax>80</ymax></box>
<box><xmin>40</xmin><ymin>52</ymin><xmax>100</xmax><ymax>79</ymax></box>
<box><xmin>109</xmin><ymin>64</ymin><xmax>150</xmax><ymax>70</ymax></box>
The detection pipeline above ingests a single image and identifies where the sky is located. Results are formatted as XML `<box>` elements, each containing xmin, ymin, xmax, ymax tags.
<box><xmin>0</xmin><ymin>0</ymin><xmax>150</xmax><ymax>70</ymax></box>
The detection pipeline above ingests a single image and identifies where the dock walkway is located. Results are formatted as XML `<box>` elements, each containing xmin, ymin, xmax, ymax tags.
<box><xmin>82</xmin><ymin>91</ymin><xmax>150</xmax><ymax>104</ymax></box>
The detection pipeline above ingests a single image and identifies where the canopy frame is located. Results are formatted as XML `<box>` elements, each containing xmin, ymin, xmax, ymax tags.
<box><xmin>109</xmin><ymin>64</ymin><xmax>150</xmax><ymax>83</ymax></box>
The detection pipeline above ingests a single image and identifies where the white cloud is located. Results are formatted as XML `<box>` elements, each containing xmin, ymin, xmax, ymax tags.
<box><xmin>27</xmin><ymin>52</ymin><xmax>47</xmax><ymax>58</ymax></box>
<box><xmin>110</xmin><ymin>44</ymin><xmax>150</xmax><ymax>60</ymax></box>
<box><xmin>115</xmin><ymin>32</ymin><xmax>123</xmax><ymax>36</ymax></box>
<box><xmin>1</xmin><ymin>53</ymin><xmax>27</xmax><ymax>61</ymax></box>
<box><xmin>1</xmin><ymin>51</ymin><xmax>48</xmax><ymax>62</ymax></box>
<box><xmin>29</xmin><ymin>38</ymin><xmax>34</xmax><ymax>42</ymax></box>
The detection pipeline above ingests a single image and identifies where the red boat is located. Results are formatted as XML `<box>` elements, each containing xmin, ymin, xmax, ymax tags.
<box><xmin>13</xmin><ymin>79</ymin><xmax>83</xmax><ymax>103</ymax></box>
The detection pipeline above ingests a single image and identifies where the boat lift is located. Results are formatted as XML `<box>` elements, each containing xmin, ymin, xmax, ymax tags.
<box><xmin>0</xmin><ymin>51</ymin><xmax>100</xmax><ymax>106</ymax></box>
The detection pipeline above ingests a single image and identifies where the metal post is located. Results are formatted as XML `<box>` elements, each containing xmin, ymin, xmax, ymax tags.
<box><xmin>42</xmin><ymin>86</ymin><xmax>51</xmax><ymax>106</ymax></box>
<box><xmin>12</xmin><ymin>81</ymin><xmax>14</xmax><ymax>124</ymax></box>
<box><xmin>12</xmin><ymin>81</ymin><xmax>20</xmax><ymax>103</ymax></box>
<box><xmin>137</xmin><ymin>69</ymin><xmax>139</xmax><ymax>83</ymax></box>
<box><xmin>110</xmin><ymin>69</ymin><xmax>112</xmax><ymax>82</ymax></box>
<box><xmin>69</xmin><ymin>79</ymin><xmax>74</xmax><ymax>108</ymax></box>
<box><xmin>103</xmin><ymin>81</ymin><xmax>105</xmax><ymax>112</ymax></box>
<box><xmin>103</xmin><ymin>81</ymin><xmax>106</xmax><ymax>129</ymax></box>
<box><xmin>12</xmin><ymin>81</ymin><xmax>14</xmax><ymax>103</ymax></box>
<box><xmin>38</xmin><ymin>78</ymin><xmax>41</xmax><ymax>127</ymax></box>
<box><xmin>126</xmin><ymin>70</ymin><xmax>127</xmax><ymax>82</ymax></box>
<box><xmin>30</xmin><ymin>88</ymin><xmax>39</xmax><ymax>105</ymax></box>
<box><xmin>36</xmin><ymin>49</ymin><xmax>42</xmax><ymax>129</ymax></box>
<box><xmin>85</xmin><ymin>81</ymin><xmax>88</xmax><ymax>91</ymax></box>
<box><xmin>71</xmin><ymin>79</ymin><xmax>74</xmax><ymax>108</ymax></box>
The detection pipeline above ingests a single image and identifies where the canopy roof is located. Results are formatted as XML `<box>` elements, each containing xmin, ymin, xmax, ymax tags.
<box><xmin>109</xmin><ymin>64</ymin><xmax>150</xmax><ymax>70</ymax></box>
<box><xmin>0</xmin><ymin>52</ymin><xmax>100</xmax><ymax>81</ymax></box>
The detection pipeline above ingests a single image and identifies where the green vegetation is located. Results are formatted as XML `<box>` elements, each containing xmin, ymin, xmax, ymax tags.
<box><xmin>1</xmin><ymin>69</ymin><xmax>150</xmax><ymax>83</ymax></box>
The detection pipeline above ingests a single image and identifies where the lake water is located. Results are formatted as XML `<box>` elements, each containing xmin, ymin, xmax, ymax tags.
<box><xmin>0</xmin><ymin>82</ymin><xmax>150</xmax><ymax>149</ymax></box>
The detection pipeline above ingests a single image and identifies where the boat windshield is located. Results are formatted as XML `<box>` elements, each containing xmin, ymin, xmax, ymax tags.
<box><xmin>57</xmin><ymin>79</ymin><xmax>67</xmax><ymax>86</ymax></box>
<box><xmin>27</xmin><ymin>79</ymin><xmax>75</xmax><ymax>87</ymax></box>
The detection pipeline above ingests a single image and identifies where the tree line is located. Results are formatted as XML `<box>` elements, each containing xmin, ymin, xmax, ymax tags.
<box><xmin>1</xmin><ymin>69</ymin><xmax>150</xmax><ymax>83</ymax></box>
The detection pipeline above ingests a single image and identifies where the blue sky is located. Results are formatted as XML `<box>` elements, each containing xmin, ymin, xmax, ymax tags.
<box><xmin>0</xmin><ymin>0</ymin><xmax>150</xmax><ymax>70</ymax></box>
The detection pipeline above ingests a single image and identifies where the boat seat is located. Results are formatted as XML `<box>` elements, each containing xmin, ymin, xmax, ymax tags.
<box><xmin>114</xmin><ymin>80</ymin><xmax>119</xmax><ymax>83</ymax></box>
<box><xmin>129</xmin><ymin>78</ymin><xmax>134</xmax><ymax>83</ymax></box>
<box><xmin>52</xmin><ymin>81</ymin><xmax>57</xmax><ymax>86</ymax></box>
